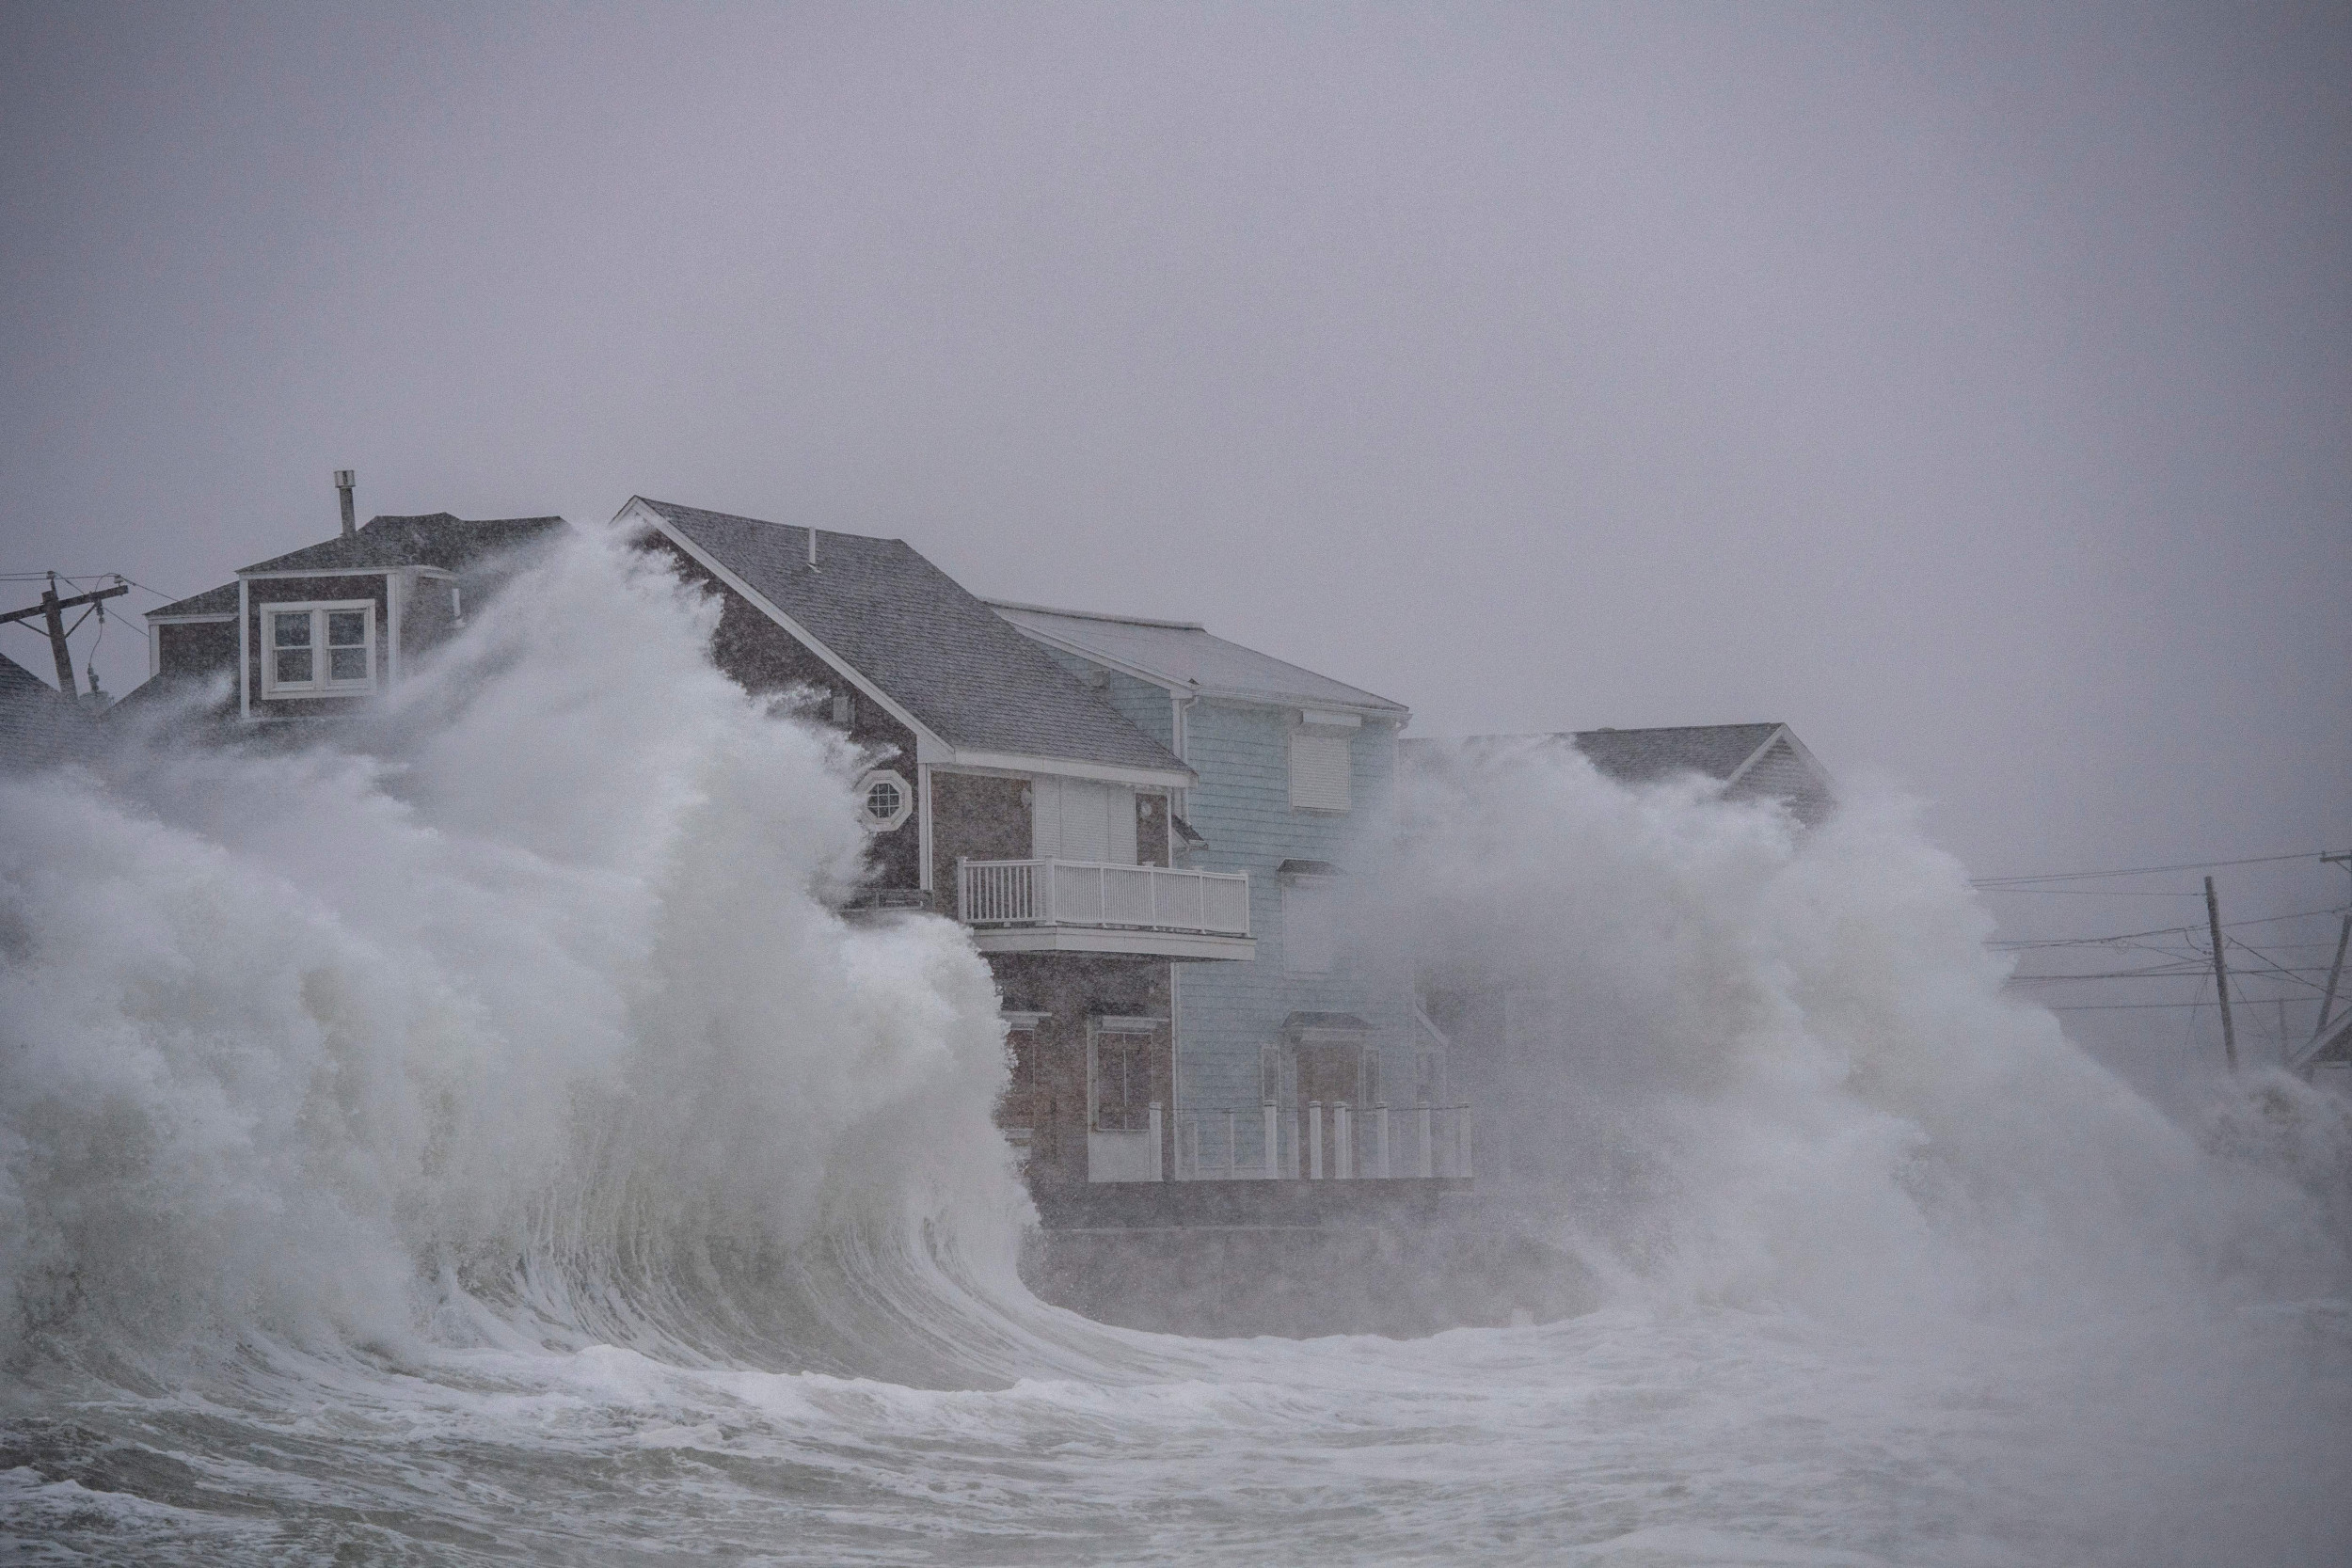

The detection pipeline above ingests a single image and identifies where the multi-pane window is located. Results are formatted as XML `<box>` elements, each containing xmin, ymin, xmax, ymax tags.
<box><xmin>856</xmin><ymin>769</ymin><xmax>913</xmax><ymax>832</ymax></box>
<box><xmin>262</xmin><ymin>602</ymin><xmax>375</xmax><ymax>697</ymax></box>
<box><xmin>1093</xmin><ymin>1027</ymin><xmax>1154</xmax><ymax>1132</ymax></box>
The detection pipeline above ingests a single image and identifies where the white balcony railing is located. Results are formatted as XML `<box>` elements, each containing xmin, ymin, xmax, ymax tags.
<box><xmin>959</xmin><ymin>859</ymin><xmax>1250</xmax><ymax>936</ymax></box>
<box><xmin>1168</xmin><ymin>1103</ymin><xmax>1476</xmax><ymax>1181</ymax></box>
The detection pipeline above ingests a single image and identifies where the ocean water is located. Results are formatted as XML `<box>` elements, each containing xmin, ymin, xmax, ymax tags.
<box><xmin>4</xmin><ymin>530</ymin><xmax>2347</xmax><ymax>1565</ymax></box>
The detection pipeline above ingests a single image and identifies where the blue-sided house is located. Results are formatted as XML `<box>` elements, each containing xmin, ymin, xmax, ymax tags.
<box><xmin>991</xmin><ymin>602</ymin><xmax>1467</xmax><ymax>1186</ymax></box>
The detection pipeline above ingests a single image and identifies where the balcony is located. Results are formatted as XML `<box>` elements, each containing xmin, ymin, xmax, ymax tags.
<box><xmin>958</xmin><ymin>858</ymin><xmax>1255</xmax><ymax>960</ymax></box>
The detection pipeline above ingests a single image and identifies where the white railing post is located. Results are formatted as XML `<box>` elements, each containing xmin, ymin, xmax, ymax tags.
<box><xmin>1226</xmin><ymin>1110</ymin><xmax>1237</xmax><ymax>1180</ymax></box>
<box><xmin>1375</xmin><ymin>1104</ymin><xmax>1391</xmax><ymax>1179</ymax></box>
<box><xmin>1419</xmin><ymin>1104</ymin><xmax>1434</xmax><ymax>1179</ymax></box>
<box><xmin>1187</xmin><ymin>1114</ymin><xmax>1201</xmax><ymax>1180</ymax></box>
<box><xmin>1263</xmin><ymin>1102</ymin><xmax>1279</xmax><ymax>1180</ymax></box>
<box><xmin>1454</xmin><ymin>1103</ymin><xmax>1470</xmax><ymax>1180</ymax></box>
<box><xmin>1149</xmin><ymin>1101</ymin><xmax>1164</xmax><ymax>1181</ymax></box>
<box><xmin>1307</xmin><ymin>1102</ymin><xmax>1324</xmax><ymax>1180</ymax></box>
<box><xmin>1334</xmin><ymin>1102</ymin><xmax>1353</xmax><ymax>1180</ymax></box>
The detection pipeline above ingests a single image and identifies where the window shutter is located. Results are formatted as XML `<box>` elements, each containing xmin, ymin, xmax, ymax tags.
<box><xmin>1289</xmin><ymin>732</ymin><xmax>1351</xmax><ymax>812</ymax></box>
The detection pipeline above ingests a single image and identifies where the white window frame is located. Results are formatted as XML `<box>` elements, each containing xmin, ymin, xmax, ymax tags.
<box><xmin>259</xmin><ymin>600</ymin><xmax>376</xmax><ymax>699</ymax></box>
<box><xmin>1089</xmin><ymin>1015</ymin><xmax>1163</xmax><ymax>1133</ymax></box>
<box><xmin>856</xmin><ymin>768</ymin><xmax>914</xmax><ymax>832</ymax></box>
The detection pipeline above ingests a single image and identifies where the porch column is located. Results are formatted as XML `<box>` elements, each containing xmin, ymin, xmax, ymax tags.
<box><xmin>1333</xmin><ymin>1103</ymin><xmax>1353</xmax><ymax>1180</ymax></box>
<box><xmin>1149</xmin><ymin>1101</ymin><xmax>1164</xmax><ymax>1181</ymax></box>
<box><xmin>1418</xmin><ymin>1105</ymin><xmax>1434</xmax><ymax>1179</ymax></box>
<box><xmin>1307</xmin><ymin>1102</ymin><xmax>1324</xmax><ymax>1180</ymax></box>
<box><xmin>1263</xmin><ymin>1102</ymin><xmax>1279</xmax><ymax>1180</ymax></box>
<box><xmin>1375</xmin><ymin>1104</ymin><xmax>1391</xmax><ymax>1179</ymax></box>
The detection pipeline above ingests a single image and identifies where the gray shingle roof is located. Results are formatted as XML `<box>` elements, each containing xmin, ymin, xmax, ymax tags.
<box><xmin>636</xmin><ymin>499</ymin><xmax>1189</xmax><ymax>778</ymax></box>
<box><xmin>1569</xmin><ymin>723</ymin><xmax>1786</xmax><ymax>785</ymax></box>
<box><xmin>148</xmin><ymin>582</ymin><xmax>239</xmax><ymax>619</ymax></box>
<box><xmin>1402</xmin><ymin>723</ymin><xmax>1782</xmax><ymax>784</ymax></box>
<box><xmin>989</xmin><ymin>601</ymin><xmax>1407</xmax><ymax>715</ymax></box>
<box><xmin>240</xmin><ymin>513</ymin><xmax>565</xmax><ymax>575</ymax></box>
<box><xmin>1402</xmin><ymin>722</ymin><xmax>1835</xmax><ymax>824</ymax></box>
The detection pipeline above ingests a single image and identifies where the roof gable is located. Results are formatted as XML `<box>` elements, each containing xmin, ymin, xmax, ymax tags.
<box><xmin>0</xmin><ymin>652</ymin><xmax>93</xmax><ymax>769</ymax></box>
<box><xmin>628</xmin><ymin>499</ymin><xmax>1190</xmax><ymax>780</ymax></box>
<box><xmin>988</xmin><ymin>600</ymin><xmax>1407</xmax><ymax>716</ymax></box>
<box><xmin>147</xmin><ymin>582</ymin><xmax>240</xmax><ymax>620</ymax></box>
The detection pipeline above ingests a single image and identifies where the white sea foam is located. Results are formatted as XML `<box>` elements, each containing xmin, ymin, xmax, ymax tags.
<box><xmin>2</xmin><ymin>527</ymin><xmax>2345</xmax><ymax>1563</ymax></box>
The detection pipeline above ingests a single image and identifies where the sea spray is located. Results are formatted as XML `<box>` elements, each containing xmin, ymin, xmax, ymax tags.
<box><xmin>1396</xmin><ymin>737</ymin><xmax>2351</xmax><ymax>1326</ymax></box>
<box><xmin>0</xmin><ymin>532</ymin><xmax>2344</xmax><ymax>1563</ymax></box>
<box><xmin>0</xmin><ymin>527</ymin><xmax>1049</xmax><ymax>1392</ymax></box>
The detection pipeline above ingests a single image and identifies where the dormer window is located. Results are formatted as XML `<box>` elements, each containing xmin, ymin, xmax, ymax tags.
<box><xmin>262</xmin><ymin>601</ymin><xmax>375</xmax><ymax>698</ymax></box>
<box><xmin>857</xmin><ymin>768</ymin><xmax>914</xmax><ymax>832</ymax></box>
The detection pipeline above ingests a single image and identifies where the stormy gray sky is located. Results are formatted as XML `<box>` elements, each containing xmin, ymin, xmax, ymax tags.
<box><xmin>4</xmin><ymin>3</ymin><xmax>2347</xmax><ymax>1072</ymax></box>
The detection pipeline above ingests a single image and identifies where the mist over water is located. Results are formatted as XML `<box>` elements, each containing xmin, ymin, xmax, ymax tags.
<box><xmin>4</xmin><ymin>531</ymin><xmax>2347</xmax><ymax>1564</ymax></box>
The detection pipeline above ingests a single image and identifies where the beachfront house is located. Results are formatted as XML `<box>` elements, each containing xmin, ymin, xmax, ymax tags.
<box><xmin>618</xmin><ymin>499</ymin><xmax>1261</xmax><ymax>1194</ymax></box>
<box><xmin>138</xmin><ymin>476</ymin><xmax>565</xmax><ymax>721</ymax></box>
<box><xmin>988</xmin><ymin>601</ymin><xmax>1465</xmax><ymax>1190</ymax></box>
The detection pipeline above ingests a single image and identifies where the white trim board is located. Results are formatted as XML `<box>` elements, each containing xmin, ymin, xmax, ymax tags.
<box><xmin>239</xmin><ymin>565</ymin><xmax>454</xmax><ymax>581</ymax></box>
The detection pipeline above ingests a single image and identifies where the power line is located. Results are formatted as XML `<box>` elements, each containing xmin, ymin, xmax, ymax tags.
<box><xmin>1988</xmin><ymin>908</ymin><xmax>2350</xmax><ymax>950</ymax></box>
<box><xmin>2045</xmin><ymin>1002</ymin><xmax>2244</xmax><ymax>1012</ymax></box>
<box><xmin>1972</xmin><ymin>850</ymin><xmax>2332</xmax><ymax>887</ymax></box>
<box><xmin>1975</xmin><ymin>888</ymin><xmax>2211</xmax><ymax>897</ymax></box>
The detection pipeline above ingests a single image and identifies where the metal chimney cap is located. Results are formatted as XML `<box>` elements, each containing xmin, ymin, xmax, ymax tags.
<box><xmin>333</xmin><ymin>469</ymin><xmax>356</xmax><ymax>487</ymax></box>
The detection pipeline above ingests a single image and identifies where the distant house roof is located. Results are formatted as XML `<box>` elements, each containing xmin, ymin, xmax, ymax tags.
<box><xmin>987</xmin><ymin>600</ymin><xmax>1408</xmax><ymax>717</ymax></box>
<box><xmin>626</xmin><ymin>499</ymin><xmax>1191</xmax><ymax>783</ymax></box>
<box><xmin>1569</xmin><ymin>723</ymin><xmax>1788</xmax><ymax>786</ymax></box>
<box><xmin>0</xmin><ymin>652</ymin><xmax>93</xmax><ymax>770</ymax></box>
<box><xmin>1403</xmin><ymin>722</ymin><xmax>1836</xmax><ymax>826</ymax></box>
<box><xmin>147</xmin><ymin>582</ymin><xmax>241</xmax><ymax>620</ymax></box>
<box><xmin>239</xmin><ymin>513</ymin><xmax>566</xmax><ymax>575</ymax></box>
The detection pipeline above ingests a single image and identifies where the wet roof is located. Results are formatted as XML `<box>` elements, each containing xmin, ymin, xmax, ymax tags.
<box><xmin>239</xmin><ymin>513</ymin><xmax>566</xmax><ymax>575</ymax></box>
<box><xmin>635</xmin><ymin>499</ymin><xmax>1189</xmax><ymax>777</ymax></box>
<box><xmin>1567</xmin><ymin>723</ymin><xmax>1788</xmax><ymax>785</ymax></box>
<box><xmin>147</xmin><ymin>582</ymin><xmax>240</xmax><ymax>619</ymax></box>
<box><xmin>988</xmin><ymin>601</ymin><xmax>1407</xmax><ymax>715</ymax></box>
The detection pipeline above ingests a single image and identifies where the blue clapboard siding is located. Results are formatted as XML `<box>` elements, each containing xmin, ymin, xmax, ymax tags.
<box><xmin>1032</xmin><ymin>642</ymin><xmax>1415</xmax><ymax>1133</ymax></box>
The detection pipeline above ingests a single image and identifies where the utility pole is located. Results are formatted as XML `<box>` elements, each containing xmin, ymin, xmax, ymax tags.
<box><xmin>2204</xmin><ymin>875</ymin><xmax>2236</xmax><ymax>1073</ymax></box>
<box><xmin>0</xmin><ymin>575</ymin><xmax>129</xmax><ymax>696</ymax></box>
<box><xmin>2314</xmin><ymin>913</ymin><xmax>2350</xmax><ymax>1047</ymax></box>
<box><xmin>2313</xmin><ymin>853</ymin><xmax>2352</xmax><ymax>1052</ymax></box>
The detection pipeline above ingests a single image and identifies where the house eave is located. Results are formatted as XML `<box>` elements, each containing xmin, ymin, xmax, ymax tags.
<box><xmin>966</xmin><ymin>927</ymin><xmax>1256</xmax><ymax>961</ymax></box>
<box><xmin>237</xmin><ymin>565</ymin><xmax>455</xmax><ymax>582</ymax></box>
<box><xmin>948</xmin><ymin>748</ymin><xmax>1194</xmax><ymax>791</ymax></box>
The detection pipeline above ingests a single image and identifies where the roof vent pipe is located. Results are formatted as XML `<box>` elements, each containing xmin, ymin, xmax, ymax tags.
<box><xmin>807</xmin><ymin>525</ymin><xmax>818</xmax><ymax>569</ymax></box>
<box><xmin>334</xmin><ymin>469</ymin><xmax>357</xmax><ymax>539</ymax></box>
